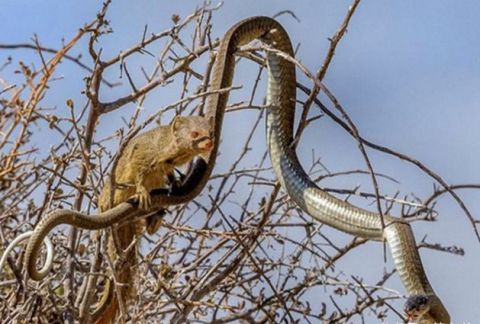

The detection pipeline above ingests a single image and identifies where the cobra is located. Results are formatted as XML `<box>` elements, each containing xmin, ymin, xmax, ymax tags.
<box><xmin>22</xmin><ymin>17</ymin><xmax>449</xmax><ymax>323</ymax></box>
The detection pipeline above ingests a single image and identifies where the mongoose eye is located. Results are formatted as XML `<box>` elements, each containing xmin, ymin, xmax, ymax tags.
<box><xmin>191</xmin><ymin>131</ymin><xmax>199</xmax><ymax>139</ymax></box>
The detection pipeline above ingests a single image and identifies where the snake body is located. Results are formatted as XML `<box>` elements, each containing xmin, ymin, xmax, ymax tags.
<box><xmin>24</xmin><ymin>17</ymin><xmax>449</xmax><ymax>323</ymax></box>
<box><xmin>0</xmin><ymin>231</ymin><xmax>53</xmax><ymax>276</ymax></box>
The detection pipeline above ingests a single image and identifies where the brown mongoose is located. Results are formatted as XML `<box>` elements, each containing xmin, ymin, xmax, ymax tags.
<box><xmin>94</xmin><ymin>115</ymin><xmax>213</xmax><ymax>323</ymax></box>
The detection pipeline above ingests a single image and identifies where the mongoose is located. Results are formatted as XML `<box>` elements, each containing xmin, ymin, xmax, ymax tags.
<box><xmin>94</xmin><ymin>115</ymin><xmax>213</xmax><ymax>323</ymax></box>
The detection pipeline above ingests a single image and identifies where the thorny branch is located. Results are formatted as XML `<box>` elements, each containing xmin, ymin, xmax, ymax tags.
<box><xmin>0</xmin><ymin>2</ymin><xmax>478</xmax><ymax>323</ymax></box>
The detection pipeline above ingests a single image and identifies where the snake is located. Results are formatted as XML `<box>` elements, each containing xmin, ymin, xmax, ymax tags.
<box><xmin>21</xmin><ymin>17</ymin><xmax>449</xmax><ymax>323</ymax></box>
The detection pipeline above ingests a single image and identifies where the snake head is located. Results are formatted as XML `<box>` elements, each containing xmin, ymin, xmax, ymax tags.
<box><xmin>404</xmin><ymin>294</ymin><xmax>430</xmax><ymax>322</ymax></box>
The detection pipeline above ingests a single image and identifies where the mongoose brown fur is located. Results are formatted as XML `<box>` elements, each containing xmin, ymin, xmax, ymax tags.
<box><xmin>94</xmin><ymin>115</ymin><xmax>213</xmax><ymax>323</ymax></box>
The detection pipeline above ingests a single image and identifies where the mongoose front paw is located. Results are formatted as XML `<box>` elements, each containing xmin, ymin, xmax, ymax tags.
<box><xmin>134</xmin><ymin>187</ymin><xmax>151</xmax><ymax>210</ymax></box>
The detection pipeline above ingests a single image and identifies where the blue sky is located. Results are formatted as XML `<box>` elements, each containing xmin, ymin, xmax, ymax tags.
<box><xmin>2</xmin><ymin>0</ymin><xmax>479</xmax><ymax>321</ymax></box>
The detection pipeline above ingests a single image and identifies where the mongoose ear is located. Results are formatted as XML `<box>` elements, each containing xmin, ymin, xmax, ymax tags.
<box><xmin>171</xmin><ymin>116</ymin><xmax>186</xmax><ymax>132</ymax></box>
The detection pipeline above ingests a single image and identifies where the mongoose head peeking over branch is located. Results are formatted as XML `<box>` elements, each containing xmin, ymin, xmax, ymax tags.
<box><xmin>171</xmin><ymin>115</ymin><xmax>213</xmax><ymax>158</ymax></box>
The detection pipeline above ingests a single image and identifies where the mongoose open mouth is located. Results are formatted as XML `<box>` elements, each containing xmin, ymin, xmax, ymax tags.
<box><xmin>194</xmin><ymin>136</ymin><xmax>213</xmax><ymax>151</ymax></box>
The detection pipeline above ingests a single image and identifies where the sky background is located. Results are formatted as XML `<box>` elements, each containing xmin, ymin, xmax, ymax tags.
<box><xmin>1</xmin><ymin>0</ymin><xmax>479</xmax><ymax>322</ymax></box>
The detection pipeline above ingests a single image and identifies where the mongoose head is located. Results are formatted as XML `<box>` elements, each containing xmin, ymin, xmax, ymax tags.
<box><xmin>171</xmin><ymin>115</ymin><xmax>213</xmax><ymax>157</ymax></box>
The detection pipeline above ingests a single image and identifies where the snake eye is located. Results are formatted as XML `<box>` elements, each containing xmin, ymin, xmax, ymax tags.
<box><xmin>191</xmin><ymin>131</ymin><xmax>199</xmax><ymax>139</ymax></box>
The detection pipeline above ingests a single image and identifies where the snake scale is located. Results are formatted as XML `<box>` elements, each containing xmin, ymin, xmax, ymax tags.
<box><xmin>22</xmin><ymin>17</ymin><xmax>449</xmax><ymax>323</ymax></box>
